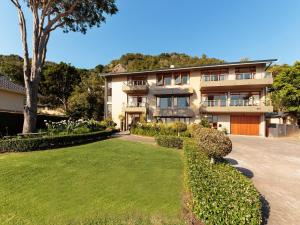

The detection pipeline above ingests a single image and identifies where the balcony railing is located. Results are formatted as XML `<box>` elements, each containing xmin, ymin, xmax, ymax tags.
<box><xmin>201</xmin><ymin>72</ymin><xmax>273</xmax><ymax>82</ymax></box>
<box><xmin>202</xmin><ymin>99</ymin><xmax>268</xmax><ymax>107</ymax></box>
<box><xmin>123</xmin><ymin>102</ymin><xmax>148</xmax><ymax>113</ymax></box>
<box><xmin>153</xmin><ymin>107</ymin><xmax>194</xmax><ymax>117</ymax></box>
<box><xmin>125</xmin><ymin>80</ymin><xmax>148</xmax><ymax>86</ymax></box>
<box><xmin>122</xmin><ymin>80</ymin><xmax>149</xmax><ymax>93</ymax></box>
<box><xmin>126</xmin><ymin>102</ymin><xmax>148</xmax><ymax>108</ymax></box>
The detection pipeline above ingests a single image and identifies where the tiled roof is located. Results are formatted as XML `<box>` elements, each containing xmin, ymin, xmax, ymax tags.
<box><xmin>0</xmin><ymin>75</ymin><xmax>25</xmax><ymax>94</ymax></box>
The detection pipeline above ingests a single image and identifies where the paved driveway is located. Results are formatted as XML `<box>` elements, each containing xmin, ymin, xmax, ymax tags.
<box><xmin>227</xmin><ymin>136</ymin><xmax>300</xmax><ymax>225</ymax></box>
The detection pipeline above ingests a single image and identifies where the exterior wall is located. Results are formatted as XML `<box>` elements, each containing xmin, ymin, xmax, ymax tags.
<box><xmin>111</xmin><ymin>76</ymin><xmax>127</xmax><ymax>128</ymax></box>
<box><xmin>107</xmin><ymin>62</ymin><xmax>273</xmax><ymax>135</ymax></box>
<box><xmin>0</xmin><ymin>89</ymin><xmax>24</xmax><ymax>113</ymax></box>
<box><xmin>217</xmin><ymin>114</ymin><xmax>230</xmax><ymax>133</ymax></box>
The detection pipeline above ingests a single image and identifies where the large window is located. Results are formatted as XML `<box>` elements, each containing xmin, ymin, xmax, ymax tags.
<box><xmin>174</xmin><ymin>73</ymin><xmax>189</xmax><ymax>85</ymax></box>
<box><xmin>230</xmin><ymin>92</ymin><xmax>260</xmax><ymax>106</ymax></box>
<box><xmin>157</xmin><ymin>96</ymin><xmax>190</xmax><ymax>108</ymax></box>
<box><xmin>202</xmin><ymin>68</ymin><xmax>228</xmax><ymax>82</ymax></box>
<box><xmin>128</xmin><ymin>96</ymin><xmax>147</xmax><ymax>107</ymax></box>
<box><xmin>157</xmin><ymin>74</ymin><xmax>172</xmax><ymax>86</ymax></box>
<box><xmin>202</xmin><ymin>94</ymin><xmax>227</xmax><ymax>107</ymax></box>
<box><xmin>235</xmin><ymin>66</ymin><xmax>256</xmax><ymax>80</ymax></box>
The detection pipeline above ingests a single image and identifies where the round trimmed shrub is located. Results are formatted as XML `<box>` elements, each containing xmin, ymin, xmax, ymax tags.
<box><xmin>193</xmin><ymin>127</ymin><xmax>232</xmax><ymax>160</ymax></box>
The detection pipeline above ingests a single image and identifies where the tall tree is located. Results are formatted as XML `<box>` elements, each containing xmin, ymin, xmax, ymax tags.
<box><xmin>9</xmin><ymin>0</ymin><xmax>117</xmax><ymax>133</ymax></box>
<box><xmin>270</xmin><ymin>62</ymin><xmax>300</xmax><ymax>118</ymax></box>
<box><xmin>40</xmin><ymin>62</ymin><xmax>81</xmax><ymax>111</ymax></box>
<box><xmin>68</xmin><ymin>70</ymin><xmax>105</xmax><ymax>120</ymax></box>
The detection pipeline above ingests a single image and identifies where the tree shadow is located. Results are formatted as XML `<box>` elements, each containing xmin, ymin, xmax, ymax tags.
<box><xmin>260</xmin><ymin>194</ymin><xmax>270</xmax><ymax>225</ymax></box>
<box><xmin>225</xmin><ymin>157</ymin><xmax>238</xmax><ymax>165</ymax></box>
<box><xmin>235</xmin><ymin>167</ymin><xmax>254</xmax><ymax>178</ymax></box>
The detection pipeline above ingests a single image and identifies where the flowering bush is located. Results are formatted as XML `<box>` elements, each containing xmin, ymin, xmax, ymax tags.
<box><xmin>45</xmin><ymin>119</ymin><xmax>106</xmax><ymax>135</ymax></box>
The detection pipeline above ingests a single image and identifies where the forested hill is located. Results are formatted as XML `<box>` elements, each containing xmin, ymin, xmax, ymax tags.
<box><xmin>103</xmin><ymin>53</ymin><xmax>224</xmax><ymax>73</ymax></box>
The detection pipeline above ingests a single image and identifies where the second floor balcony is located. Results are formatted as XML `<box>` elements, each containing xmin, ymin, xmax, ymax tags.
<box><xmin>153</xmin><ymin>107</ymin><xmax>195</xmax><ymax>117</ymax></box>
<box><xmin>200</xmin><ymin>99</ymin><xmax>273</xmax><ymax>113</ymax></box>
<box><xmin>123</xmin><ymin>102</ymin><xmax>148</xmax><ymax>113</ymax></box>
<box><xmin>122</xmin><ymin>80</ymin><xmax>149</xmax><ymax>94</ymax></box>
<box><xmin>200</xmin><ymin>72</ymin><xmax>273</xmax><ymax>91</ymax></box>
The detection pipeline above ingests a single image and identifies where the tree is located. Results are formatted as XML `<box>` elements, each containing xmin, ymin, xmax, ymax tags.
<box><xmin>0</xmin><ymin>55</ymin><xmax>24</xmax><ymax>85</ymax></box>
<box><xmin>270</xmin><ymin>62</ymin><xmax>300</xmax><ymax>118</ymax></box>
<box><xmin>10</xmin><ymin>0</ymin><xmax>118</xmax><ymax>133</ymax></box>
<box><xmin>39</xmin><ymin>62</ymin><xmax>81</xmax><ymax>111</ymax></box>
<box><xmin>68</xmin><ymin>71</ymin><xmax>105</xmax><ymax>120</ymax></box>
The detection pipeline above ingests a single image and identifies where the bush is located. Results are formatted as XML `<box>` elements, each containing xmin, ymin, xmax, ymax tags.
<box><xmin>0</xmin><ymin>130</ymin><xmax>115</xmax><ymax>153</ymax></box>
<box><xmin>131</xmin><ymin>122</ymin><xmax>190</xmax><ymax>137</ymax></box>
<box><xmin>155</xmin><ymin>135</ymin><xmax>183</xmax><ymax>149</ymax></box>
<box><xmin>184</xmin><ymin>140</ymin><xmax>262</xmax><ymax>225</ymax></box>
<box><xmin>193</xmin><ymin>127</ymin><xmax>232</xmax><ymax>161</ymax></box>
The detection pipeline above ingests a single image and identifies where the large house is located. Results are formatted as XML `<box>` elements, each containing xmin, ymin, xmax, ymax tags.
<box><xmin>102</xmin><ymin>59</ymin><xmax>277</xmax><ymax>136</ymax></box>
<box><xmin>0</xmin><ymin>75</ymin><xmax>25</xmax><ymax>113</ymax></box>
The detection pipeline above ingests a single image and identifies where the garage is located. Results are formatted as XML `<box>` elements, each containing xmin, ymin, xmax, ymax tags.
<box><xmin>231</xmin><ymin>115</ymin><xmax>260</xmax><ymax>136</ymax></box>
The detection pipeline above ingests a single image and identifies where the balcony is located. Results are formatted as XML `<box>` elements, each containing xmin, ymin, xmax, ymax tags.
<box><xmin>123</xmin><ymin>102</ymin><xmax>148</xmax><ymax>113</ymax></box>
<box><xmin>153</xmin><ymin>107</ymin><xmax>195</xmax><ymax>117</ymax></box>
<box><xmin>200</xmin><ymin>100</ymin><xmax>273</xmax><ymax>113</ymax></box>
<box><xmin>122</xmin><ymin>80</ymin><xmax>149</xmax><ymax>94</ymax></box>
<box><xmin>200</xmin><ymin>72</ymin><xmax>273</xmax><ymax>91</ymax></box>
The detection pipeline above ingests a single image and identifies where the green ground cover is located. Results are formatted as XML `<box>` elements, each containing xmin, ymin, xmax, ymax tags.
<box><xmin>0</xmin><ymin>139</ymin><xmax>183</xmax><ymax>225</ymax></box>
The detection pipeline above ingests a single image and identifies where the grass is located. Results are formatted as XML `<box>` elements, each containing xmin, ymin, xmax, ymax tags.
<box><xmin>0</xmin><ymin>139</ymin><xmax>183</xmax><ymax>225</ymax></box>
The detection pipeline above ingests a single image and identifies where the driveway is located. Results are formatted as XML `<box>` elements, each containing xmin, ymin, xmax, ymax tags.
<box><xmin>227</xmin><ymin>136</ymin><xmax>300</xmax><ymax>225</ymax></box>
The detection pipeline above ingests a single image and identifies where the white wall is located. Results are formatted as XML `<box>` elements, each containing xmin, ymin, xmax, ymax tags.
<box><xmin>217</xmin><ymin>114</ymin><xmax>231</xmax><ymax>133</ymax></box>
<box><xmin>0</xmin><ymin>89</ymin><xmax>24</xmax><ymax>112</ymax></box>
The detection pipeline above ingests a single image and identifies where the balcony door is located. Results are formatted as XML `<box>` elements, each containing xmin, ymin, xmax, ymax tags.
<box><xmin>230</xmin><ymin>92</ymin><xmax>260</xmax><ymax>106</ymax></box>
<box><xmin>202</xmin><ymin>94</ymin><xmax>227</xmax><ymax>107</ymax></box>
<box><xmin>128</xmin><ymin>96</ymin><xmax>147</xmax><ymax>107</ymax></box>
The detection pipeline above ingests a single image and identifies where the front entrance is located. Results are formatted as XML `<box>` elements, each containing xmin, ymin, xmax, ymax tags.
<box><xmin>125</xmin><ymin>113</ymin><xmax>141</xmax><ymax>130</ymax></box>
<box><xmin>231</xmin><ymin>115</ymin><xmax>260</xmax><ymax>136</ymax></box>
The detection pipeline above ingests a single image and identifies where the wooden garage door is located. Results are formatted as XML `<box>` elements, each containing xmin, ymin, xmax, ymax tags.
<box><xmin>231</xmin><ymin>115</ymin><xmax>260</xmax><ymax>136</ymax></box>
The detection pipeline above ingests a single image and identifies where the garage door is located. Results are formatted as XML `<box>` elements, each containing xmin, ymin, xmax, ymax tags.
<box><xmin>231</xmin><ymin>115</ymin><xmax>260</xmax><ymax>136</ymax></box>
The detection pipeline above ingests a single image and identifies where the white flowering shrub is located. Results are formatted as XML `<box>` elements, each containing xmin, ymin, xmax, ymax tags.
<box><xmin>45</xmin><ymin>119</ymin><xmax>106</xmax><ymax>135</ymax></box>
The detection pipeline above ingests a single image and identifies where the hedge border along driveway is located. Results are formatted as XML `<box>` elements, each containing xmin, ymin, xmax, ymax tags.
<box><xmin>183</xmin><ymin>139</ymin><xmax>262</xmax><ymax>225</ymax></box>
<box><xmin>0</xmin><ymin>130</ymin><xmax>115</xmax><ymax>153</ymax></box>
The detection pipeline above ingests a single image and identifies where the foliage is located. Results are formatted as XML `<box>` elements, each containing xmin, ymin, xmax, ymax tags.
<box><xmin>200</xmin><ymin>117</ymin><xmax>211</xmax><ymax>128</ymax></box>
<box><xmin>0</xmin><ymin>130</ymin><xmax>114</xmax><ymax>153</ymax></box>
<box><xmin>193</xmin><ymin>127</ymin><xmax>232</xmax><ymax>160</ymax></box>
<box><xmin>0</xmin><ymin>54</ymin><xmax>24</xmax><ymax>85</ymax></box>
<box><xmin>68</xmin><ymin>71</ymin><xmax>105</xmax><ymax>120</ymax></box>
<box><xmin>171</xmin><ymin>121</ymin><xmax>187</xmax><ymax>136</ymax></box>
<box><xmin>0</xmin><ymin>139</ymin><xmax>183</xmax><ymax>224</ymax></box>
<box><xmin>45</xmin><ymin>119</ymin><xmax>106</xmax><ymax>135</ymax></box>
<box><xmin>155</xmin><ymin>135</ymin><xmax>183</xmax><ymax>149</ymax></box>
<box><xmin>131</xmin><ymin>122</ymin><xmax>190</xmax><ymax>137</ymax></box>
<box><xmin>269</xmin><ymin>62</ymin><xmax>300</xmax><ymax>118</ymax></box>
<box><xmin>40</xmin><ymin>62</ymin><xmax>81</xmax><ymax>110</ymax></box>
<box><xmin>183</xmin><ymin>140</ymin><xmax>262</xmax><ymax>225</ymax></box>
<box><xmin>100</xmin><ymin>117</ymin><xmax>117</xmax><ymax>128</ymax></box>
<box><xmin>104</xmin><ymin>53</ymin><xmax>223</xmax><ymax>73</ymax></box>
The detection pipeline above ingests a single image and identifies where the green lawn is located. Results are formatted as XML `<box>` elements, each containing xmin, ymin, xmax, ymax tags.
<box><xmin>0</xmin><ymin>139</ymin><xmax>183</xmax><ymax>225</ymax></box>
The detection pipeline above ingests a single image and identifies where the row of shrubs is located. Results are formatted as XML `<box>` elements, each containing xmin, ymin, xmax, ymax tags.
<box><xmin>154</xmin><ymin>124</ymin><xmax>262</xmax><ymax>224</ymax></box>
<box><xmin>183</xmin><ymin>139</ymin><xmax>262</xmax><ymax>225</ymax></box>
<box><xmin>0</xmin><ymin>130</ymin><xmax>116</xmax><ymax>153</ymax></box>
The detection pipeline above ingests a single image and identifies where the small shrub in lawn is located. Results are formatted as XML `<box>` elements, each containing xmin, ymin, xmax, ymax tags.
<box><xmin>183</xmin><ymin>140</ymin><xmax>262</xmax><ymax>225</ymax></box>
<box><xmin>193</xmin><ymin>127</ymin><xmax>232</xmax><ymax>162</ymax></box>
<box><xmin>155</xmin><ymin>135</ymin><xmax>183</xmax><ymax>149</ymax></box>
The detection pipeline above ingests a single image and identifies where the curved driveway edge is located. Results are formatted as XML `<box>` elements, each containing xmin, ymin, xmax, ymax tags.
<box><xmin>227</xmin><ymin>136</ymin><xmax>300</xmax><ymax>225</ymax></box>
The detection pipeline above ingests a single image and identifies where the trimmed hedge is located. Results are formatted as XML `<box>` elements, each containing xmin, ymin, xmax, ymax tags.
<box><xmin>155</xmin><ymin>135</ymin><xmax>183</xmax><ymax>149</ymax></box>
<box><xmin>184</xmin><ymin>139</ymin><xmax>262</xmax><ymax>225</ymax></box>
<box><xmin>0</xmin><ymin>130</ymin><xmax>116</xmax><ymax>153</ymax></box>
<box><xmin>193</xmin><ymin>127</ymin><xmax>232</xmax><ymax>160</ymax></box>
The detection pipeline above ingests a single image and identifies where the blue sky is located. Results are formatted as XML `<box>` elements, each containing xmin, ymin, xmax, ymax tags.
<box><xmin>1</xmin><ymin>0</ymin><xmax>300</xmax><ymax>68</ymax></box>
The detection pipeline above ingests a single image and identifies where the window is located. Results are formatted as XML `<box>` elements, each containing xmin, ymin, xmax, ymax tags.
<box><xmin>107</xmin><ymin>104</ymin><xmax>112</xmax><ymax>117</ymax></box>
<box><xmin>157</xmin><ymin>75</ymin><xmax>163</xmax><ymax>86</ymax></box>
<box><xmin>128</xmin><ymin>96</ymin><xmax>147</xmax><ymax>107</ymax></box>
<box><xmin>107</xmin><ymin>78</ymin><xmax>112</xmax><ymax>102</ymax></box>
<box><xmin>164</xmin><ymin>75</ymin><xmax>172</xmax><ymax>85</ymax></box>
<box><xmin>230</xmin><ymin>92</ymin><xmax>260</xmax><ymax>106</ymax></box>
<box><xmin>174</xmin><ymin>96</ymin><xmax>190</xmax><ymax>108</ymax></box>
<box><xmin>174</xmin><ymin>73</ymin><xmax>189</xmax><ymax>85</ymax></box>
<box><xmin>235</xmin><ymin>66</ymin><xmax>256</xmax><ymax>80</ymax></box>
<box><xmin>202</xmin><ymin>94</ymin><xmax>227</xmax><ymax>107</ymax></box>
<box><xmin>201</xmin><ymin>68</ymin><xmax>229</xmax><ymax>82</ymax></box>
<box><xmin>182</xmin><ymin>74</ymin><xmax>189</xmax><ymax>84</ymax></box>
<box><xmin>158</xmin><ymin>97</ymin><xmax>172</xmax><ymax>108</ymax></box>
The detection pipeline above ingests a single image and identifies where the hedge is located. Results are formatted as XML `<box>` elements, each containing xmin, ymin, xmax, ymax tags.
<box><xmin>0</xmin><ymin>130</ymin><xmax>116</xmax><ymax>153</ymax></box>
<box><xmin>155</xmin><ymin>135</ymin><xmax>183</xmax><ymax>149</ymax></box>
<box><xmin>184</xmin><ymin>139</ymin><xmax>262</xmax><ymax>225</ymax></box>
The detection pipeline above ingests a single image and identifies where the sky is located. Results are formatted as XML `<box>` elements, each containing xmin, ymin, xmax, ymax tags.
<box><xmin>1</xmin><ymin>0</ymin><xmax>300</xmax><ymax>69</ymax></box>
